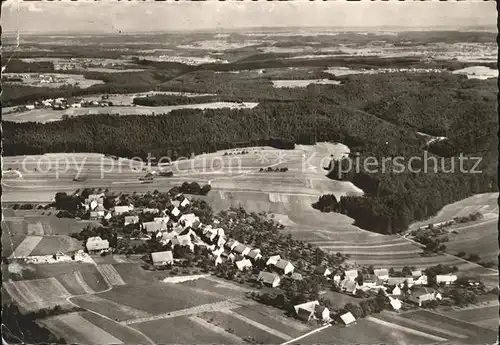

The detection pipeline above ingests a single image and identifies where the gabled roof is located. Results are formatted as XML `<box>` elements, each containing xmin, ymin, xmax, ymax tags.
<box><xmin>233</xmin><ymin>244</ymin><xmax>250</xmax><ymax>255</ymax></box>
<box><xmin>114</xmin><ymin>205</ymin><xmax>133</xmax><ymax>213</ymax></box>
<box><xmin>142</xmin><ymin>221</ymin><xmax>166</xmax><ymax>233</ymax></box>
<box><xmin>143</xmin><ymin>208</ymin><xmax>160</xmax><ymax>214</ymax></box>
<box><xmin>344</xmin><ymin>270</ymin><xmax>358</xmax><ymax>278</ymax></box>
<box><xmin>341</xmin><ymin>278</ymin><xmax>357</xmax><ymax>293</ymax></box>
<box><xmin>374</xmin><ymin>268</ymin><xmax>389</xmax><ymax>277</ymax></box>
<box><xmin>340</xmin><ymin>312</ymin><xmax>356</xmax><ymax>325</ymax></box>
<box><xmin>258</xmin><ymin>271</ymin><xmax>280</xmax><ymax>285</ymax></box>
<box><xmin>170</xmin><ymin>207</ymin><xmax>181</xmax><ymax>217</ymax></box>
<box><xmin>266</xmin><ymin>255</ymin><xmax>281</xmax><ymax>266</ymax></box>
<box><xmin>125</xmin><ymin>215</ymin><xmax>139</xmax><ymax>224</ymax></box>
<box><xmin>86</xmin><ymin>237</ymin><xmax>109</xmax><ymax>251</ymax></box>
<box><xmin>314</xmin><ymin>266</ymin><xmax>332</xmax><ymax>276</ymax></box>
<box><xmin>411</xmin><ymin>270</ymin><xmax>423</xmax><ymax>277</ymax></box>
<box><xmin>436</xmin><ymin>274</ymin><xmax>457</xmax><ymax>282</ymax></box>
<box><xmin>410</xmin><ymin>286</ymin><xmax>435</xmax><ymax>297</ymax></box>
<box><xmin>161</xmin><ymin>230</ymin><xmax>179</xmax><ymax>241</ymax></box>
<box><xmin>247</xmin><ymin>250</ymin><xmax>262</xmax><ymax>260</ymax></box>
<box><xmin>235</xmin><ymin>259</ymin><xmax>252</xmax><ymax>270</ymax></box>
<box><xmin>387</xmin><ymin>277</ymin><xmax>413</xmax><ymax>285</ymax></box>
<box><xmin>151</xmin><ymin>251</ymin><xmax>173</xmax><ymax>265</ymax></box>
<box><xmin>154</xmin><ymin>216</ymin><xmax>170</xmax><ymax>223</ymax></box>
<box><xmin>275</xmin><ymin>259</ymin><xmax>293</xmax><ymax>270</ymax></box>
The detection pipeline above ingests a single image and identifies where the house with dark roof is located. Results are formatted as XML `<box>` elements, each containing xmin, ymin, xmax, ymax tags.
<box><xmin>274</xmin><ymin>259</ymin><xmax>294</xmax><ymax>275</ymax></box>
<box><xmin>315</xmin><ymin>266</ymin><xmax>332</xmax><ymax>277</ymax></box>
<box><xmin>247</xmin><ymin>249</ymin><xmax>263</xmax><ymax>261</ymax></box>
<box><xmin>86</xmin><ymin>236</ymin><xmax>110</xmax><ymax>254</ymax></box>
<box><xmin>233</xmin><ymin>244</ymin><xmax>251</xmax><ymax>256</ymax></box>
<box><xmin>257</xmin><ymin>271</ymin><xmax>281</xmax><ymax>287</ymax></box>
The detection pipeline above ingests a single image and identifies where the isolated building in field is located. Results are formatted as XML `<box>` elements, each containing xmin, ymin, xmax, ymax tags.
<box><xmin>151</xmin><ymin>251</ymin><xmax>174</xmax><ymax>267</ymax></box>
<box><xmin>266</xmin><ymin>255</ymin><xmax>281</xmax><ymax>266</ymax></box>
<box><xmin>436</xmin><ymin>275</ymin><xmax>457</xmax><ymax>285</ymax></box>
<box><xmin>340</xmin><ymin>312</ymin><xmax>356</xmax><ymax>326</ymax></box>
<box><xmin>235</xmin><ymin>259</ymin><xmax>253</xmax><ymax>271</ymax></box>
<box><xmin>124</xmin><ymin>215</ymin><xmax>139</xmax><ymax>226</ymax></box>
<box><xmin>86</xmin><ymin>236</ymin><xmax>109</xmax><ymax>254</ymax></box>
<box><xmin>274</xmin><ymin>259</ymin><xmax>294</xmax><ymax>275</ymax></box>
<box><xmin>258</xmin><ymin>271</ymin><xmax>281</xmax><ymax>288</ymax></box>
<box><xmin>314</xmin><ymin>266</ymin><xmax>332</xmax><ymax>277</ymax></box>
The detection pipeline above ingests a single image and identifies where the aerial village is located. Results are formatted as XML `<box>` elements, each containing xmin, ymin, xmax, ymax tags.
<box><xmin>16</xmin><ymin>187</ymin><xmax>482</xmax><ymax>329</ymax></box>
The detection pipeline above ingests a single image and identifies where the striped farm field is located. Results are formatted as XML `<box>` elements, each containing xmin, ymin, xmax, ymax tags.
<box><xmin>38</xmin><ymin>312</ymin><xmax>124</xmax><ymax>345</ymax></box>
<box><xmin>440</xmin><ymin>305</ymin><xmax>499</xmax><ymax>331</ymax></box>
<box><xmin>59</xmin><ymin>271</ymin><xmax>95</xmax><ymax>295</ymax></box>
<box><xmin>132</xmin><ymin>315</ymin><xmax>237</xmax><ymax>344</ymax></box>
<box><xmin>9</xmin><ymin>235</ymin><xmax>42</xmax><ymax>258</ymax></box>
<box><xmin>29</xmin><ymin>236</ymin><xmax>82</xmax><ymax>256</ymax></box>
<box><xmin>111</xmin><ymin>263</ymin><xmax>166</xmax><ymax>286</ymax></box>
<box><xmin>96</xmin><ymin>264</ymin><xmax>126</xmax><ymax>286</ymax></box>
<box><xmin>3</xmin><ymin>277</ymin><xmax>72</xmax><ymax>312</ymax></box>
<box><xmin>71</xmin><ymin>294</ymin><xmax>152</xmax><ymax>321</ymax></box>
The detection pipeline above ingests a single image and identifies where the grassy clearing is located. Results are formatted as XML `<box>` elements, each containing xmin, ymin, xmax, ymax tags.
<box><xmin>441</xmin><ymin>305</ymin><xmax>499</xmax><ymax>326</ymax></box>
<box><xmin>131</xmin><ymin>316</ymin><xmax>235</xmax><ymax>344</ymax></box>
<box><xmin>180</xmin><ymin>278</ymin><xmax>248</xmax><ymax>299</ymax></box>
<box><xmin>99</xmin><ymin>283</ymin><xmax>223</xmax><ymax>315</ymax></box>
<box><xmin>29</xmin><ymin>236</ymin><xmax>82</xmax><ymax>256</ymax></box>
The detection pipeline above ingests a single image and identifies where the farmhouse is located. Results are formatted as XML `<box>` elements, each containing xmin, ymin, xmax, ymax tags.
<box><xmin>125</xmin><ymin>215</ymin><xmax>139</xmax><ymax>225</ymax></box>
<box><xmin>143</xmin><ymin>208</ymin><xmax>160</xmax><ymax>214</ymax></box>
<box><xmin>344</xmin><ymin>269</ymin><xmax>358</xmax><ymax>279</ymax></box>
<box><xmin>340</xmin><ymin>312</ymin><xmax>356</xmax><ymax>326</ymax></box>
<box><xmin>407</xmin><ymin>287</ymin><xmax>439</xmax><ymax>307</ymax></box>
<box><xmin>151</xmin><ymin>251</ymin><xmax>174</xmax><ymax>267</ymax></box>
<box><xmin>180</xmin><ymin>197</ymin><xmax>190</xmax><ymax>208</ymax></box>
<box><xmin>340</xmin><ymin>278</ymin><xmax>358</xmax><ymax>294</ymax></box>
<box><xmin>154</xmin><ymin>216</ymin><xmax>170</xmax><ymax>224</ymax></box>
<box><xmin>114</xmin><ymin>205</ymin><xmax>134</xmax><ymax>215</ymax></box>
<box><xmin>314</xmin><ymin>266</ymin><xmax>332</xmax><ymax>277</ymax></box>
<box><xmin>274</xmin><ymin>259</ymin><xmax>294</xmax><ymax>275</ymax></box>
<box><xmin>391</xmin><ymin>285</ymin><xmax>402</xmax><ymax>296</ymax></box>
<box><xmin>266</xmin><ymin>255</ymin><xmax>281</xmax><ymax>266</ymax></box>
<box><xmin>235</xmin><ymin>259</ymin><xmax>253</xmax><ymax>271</ymax></box>
<box><xmin>171</xmin><ymin>235</ymin><xmax>194</xmax><ymax>251</ymax></box>
<box><xmin>86</xmin><ymin>236</ymin><xmax>109</xmax><ymax>254</ymax></box>
<box><xmin>257</xmin><ymin>271</ymin><xmax>281</xmax><ymax>287</ymax></box>
<box><xmin>413</xmin><ymin>274</ymin><xmax>428</xmax><ymax>285</ymax></box>
<box><xmin>291</xmin><ymin>272</ymin><xmax>303</xmax><ymax>281</ymax></box>
<box><xmin>374</xmin><ymin>268</ymin><xmax>389</xmax><ymax>281</ymax></box>
<box><xmin>233</xmin><ymin>244</ymin><xmax>251</xmax><ymax>256</ymax></box>
<box><xmin>387</xmin><ymin>277</ymin><xmax>414</xmax><ymax>286</ymax></box>
<box><xmin>247</xmin><ymin>249</ymin><xmax>263</xmax><ymax>261</ymax></box>
<box><xmin>294</xmin><ymin>301</ymin><xmax>319</xmax><ymax>322</ymax></box>
<box><xmin>142</xmin><ymin>221</ymin><xmax>166</xmax><ymax>233</ymax></box>
<box><xmin>436</xmin><ymin>274</ymin><xmax>457</xmax><ymax>285</ymax></box>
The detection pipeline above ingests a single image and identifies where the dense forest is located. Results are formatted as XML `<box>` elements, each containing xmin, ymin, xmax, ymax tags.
<box><xmin>3</xmin><ymin>72</ymin><xmax>497</xmax><ymax>235</ymax></box>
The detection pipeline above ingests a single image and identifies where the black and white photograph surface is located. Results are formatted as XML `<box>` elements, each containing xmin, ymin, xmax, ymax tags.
<box><xmin>1</xmin><ymin>1</ymin><xmax>498</xmax><ymax>344</ymax></box>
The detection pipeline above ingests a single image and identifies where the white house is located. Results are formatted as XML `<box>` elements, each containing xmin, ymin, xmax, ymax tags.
<box><xmin>179</xmin><ymin>213</ymin><xmax>199</xmax><ymax>228</ymax></box>
<box><xmin>390</xmin><ymin>298</ymin><xmax>402</xmax><ymax>311</ymax></box>
<box><xmin>247</xmin><ymin>249</ymin><xmax>263</xmax><ymax>261</ymax></box>
<box><xmin>154</xmin><ymin>216</ymin><xmax>170</xmax><ymax>224</ymax></box>
<box><xmin>233</xmin><ymin>244</ymin><xmax>251</xmax><ymax>256</ymax></box>
<box><xmin>413</xmin><ymin>274</ymin><xmax>428</xmax><ymax>286</ymax></box>
<box><xmin>374</xmin><ymin>268</ymin><xmax>389</xmax><ymax>281</ymax></box>
<box><xmin>294</xmin><ymin>301</ymin><xmax>319</xmax><ymax>322</ymax></box>
<box><xmin>142</xmin><ymin>222</ymin><xmax>166</xmax><ymax>233</ymax></box>
<box><xmin>258</xmin><ymin>271</ymin><xmax>281</xmax><ymax>288</ymax></box>
<box><xmin>266</xmin><ymin>255</ymin><xmax>281</xmax><ymax>266</ymax></box>
<box><xmin>274</xmin><ymin>259</ymin><xmax>294</xmax><ymax>275</ymax></box>
<box><xmin>408</xmin><ymin>287</ymin><xmax>438</xmax><ymax>307</ymax></box>
<box><xmin>114</xmin><ymin>205</ymin><xmax>134</xmax><ymax>215</ymax></box>
<box><xmin>143</xmin><ymin>208</ymin><xmax>160</xmax><ymax>214</ymax></box>
<box><xmin>86</xmin><ymin>237</ymin><xmax>109</xmax><ymax>254</ymax></box>
<box><xmin>391</xmin><ymin>285</ymin><xmax>402</xmax><ymax>296</ymax></box>
<box><xmin>180</xmin><ymin>198</ymin><xmax>190</xmax><ymax>208</ymax></box>
<box><xmin>170</xmin><ymin>207</ymin><xmax>181</xmax><ymax>218</ymax></box>
<box><xmin>151</xmin><ymin>251</ymin><xmax>173</xmax><ymax>266</ymax></box>
<box><xmin>344</xmin><ymin>270</ymin><xmax>359</xmax><ymax>279</ymax></box>
<box><xmin>436</xmin><ymin>275</ymin><xmax>457</xmax><ymax>285</ymax></box>
<box><xmin>314</xmin><ymin>266</ymin><xmax>332</xmax><ymax>277</ymax></box>
<box><xmin>340</xmin><ymin>312</ymin><xmax>356</xmax><ymax>326</ymax></box>
<box><xmin>214</xmin><ymin>256</ymin><xmax>223</xmax><ymax>266</ymax></box>
<box><xmin>124</xmin><ymin>215</ymin><xmax>139</xmax><ymax>226</ymax></box>
<box><xmin>235</xmin><ymin>259</ymin><xmax>252</xmax><ymax>271</ymax></box>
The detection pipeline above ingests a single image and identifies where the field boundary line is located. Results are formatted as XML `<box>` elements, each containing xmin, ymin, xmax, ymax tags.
<box><xmin>188</xmin><ymin>315</ymin><xmax>245</xmax><ymax>344</ymax></box>
<box><xmin>221</xmin><ymin>309</ymin><xmax>292</xmax><ymax>341</ymax></box>
<box><xmin>280</xmin><ymin>323</ymin><xmax>331</xmax><ymax>345</ymax></box>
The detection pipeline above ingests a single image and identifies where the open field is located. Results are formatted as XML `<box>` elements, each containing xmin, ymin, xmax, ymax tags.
<box><xmin>80</xmin><ymin>311</ymin><xmax>153</xmax><ymax>344</ymax></box>
<box><xmin>400</xmin><ymin>309</ymin><xmax>498</xmax><ymax>343</ymax></box>
<box><xmin>197</xmin><ymin>310</ymin><xmax>286</xmax><ymax>344</ymax></box>
<box><xmin>299</xmin><ymin>317</ymin><xmax>436</xmax><ymax>345</ymax></box>
<box><xmin>96</xmin><ymin>264</ymin><xmax>126</xmax><ymax>286</ymax></box>
<box><xmin>3</xmin><ymin>277</ymin><xmax>73</xmax><ymax>312</ymax></box>
<box><xmin>3</xmin><ymin>102</ymin><xmax>259</xmax><ymax>123</ymax></box>
<box><xmin>28</xmin><ymin>235</ymin><xmax>82</xmax><ymax>256</ymax></box>
<box><xmin>3</xmin><ymin>73</ymin><xmax>103</xmax><ymax>88</ymax></box>
<box><xmin>72</xmin><ymin>294</ymin><xmax>151</xmax><ymax>321</ymax></box>
<box><xmin>439</xmin><ymin>305</ymin><xmax>499</xmax><ymax>330</ymax></box>
<box><xmin>38</xmin><ymin>312</ymin><xmax>124</xmax><ymax>344</ymax></box>
<box><xmin>99</xmin><ymin>282</ymin><xmax>224</xmax><ymax>316</ymax></box>
<box><xmin>131</xmin><ymin>315</ymin><xmax>237</xmax><ymax>344</ymax></box>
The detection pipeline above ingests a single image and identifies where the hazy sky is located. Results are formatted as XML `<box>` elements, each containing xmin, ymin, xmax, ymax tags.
<box><xmin>2</xmin><ymin>0</ymin><xmax>496</xmax><ymax>34</ymax></box>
